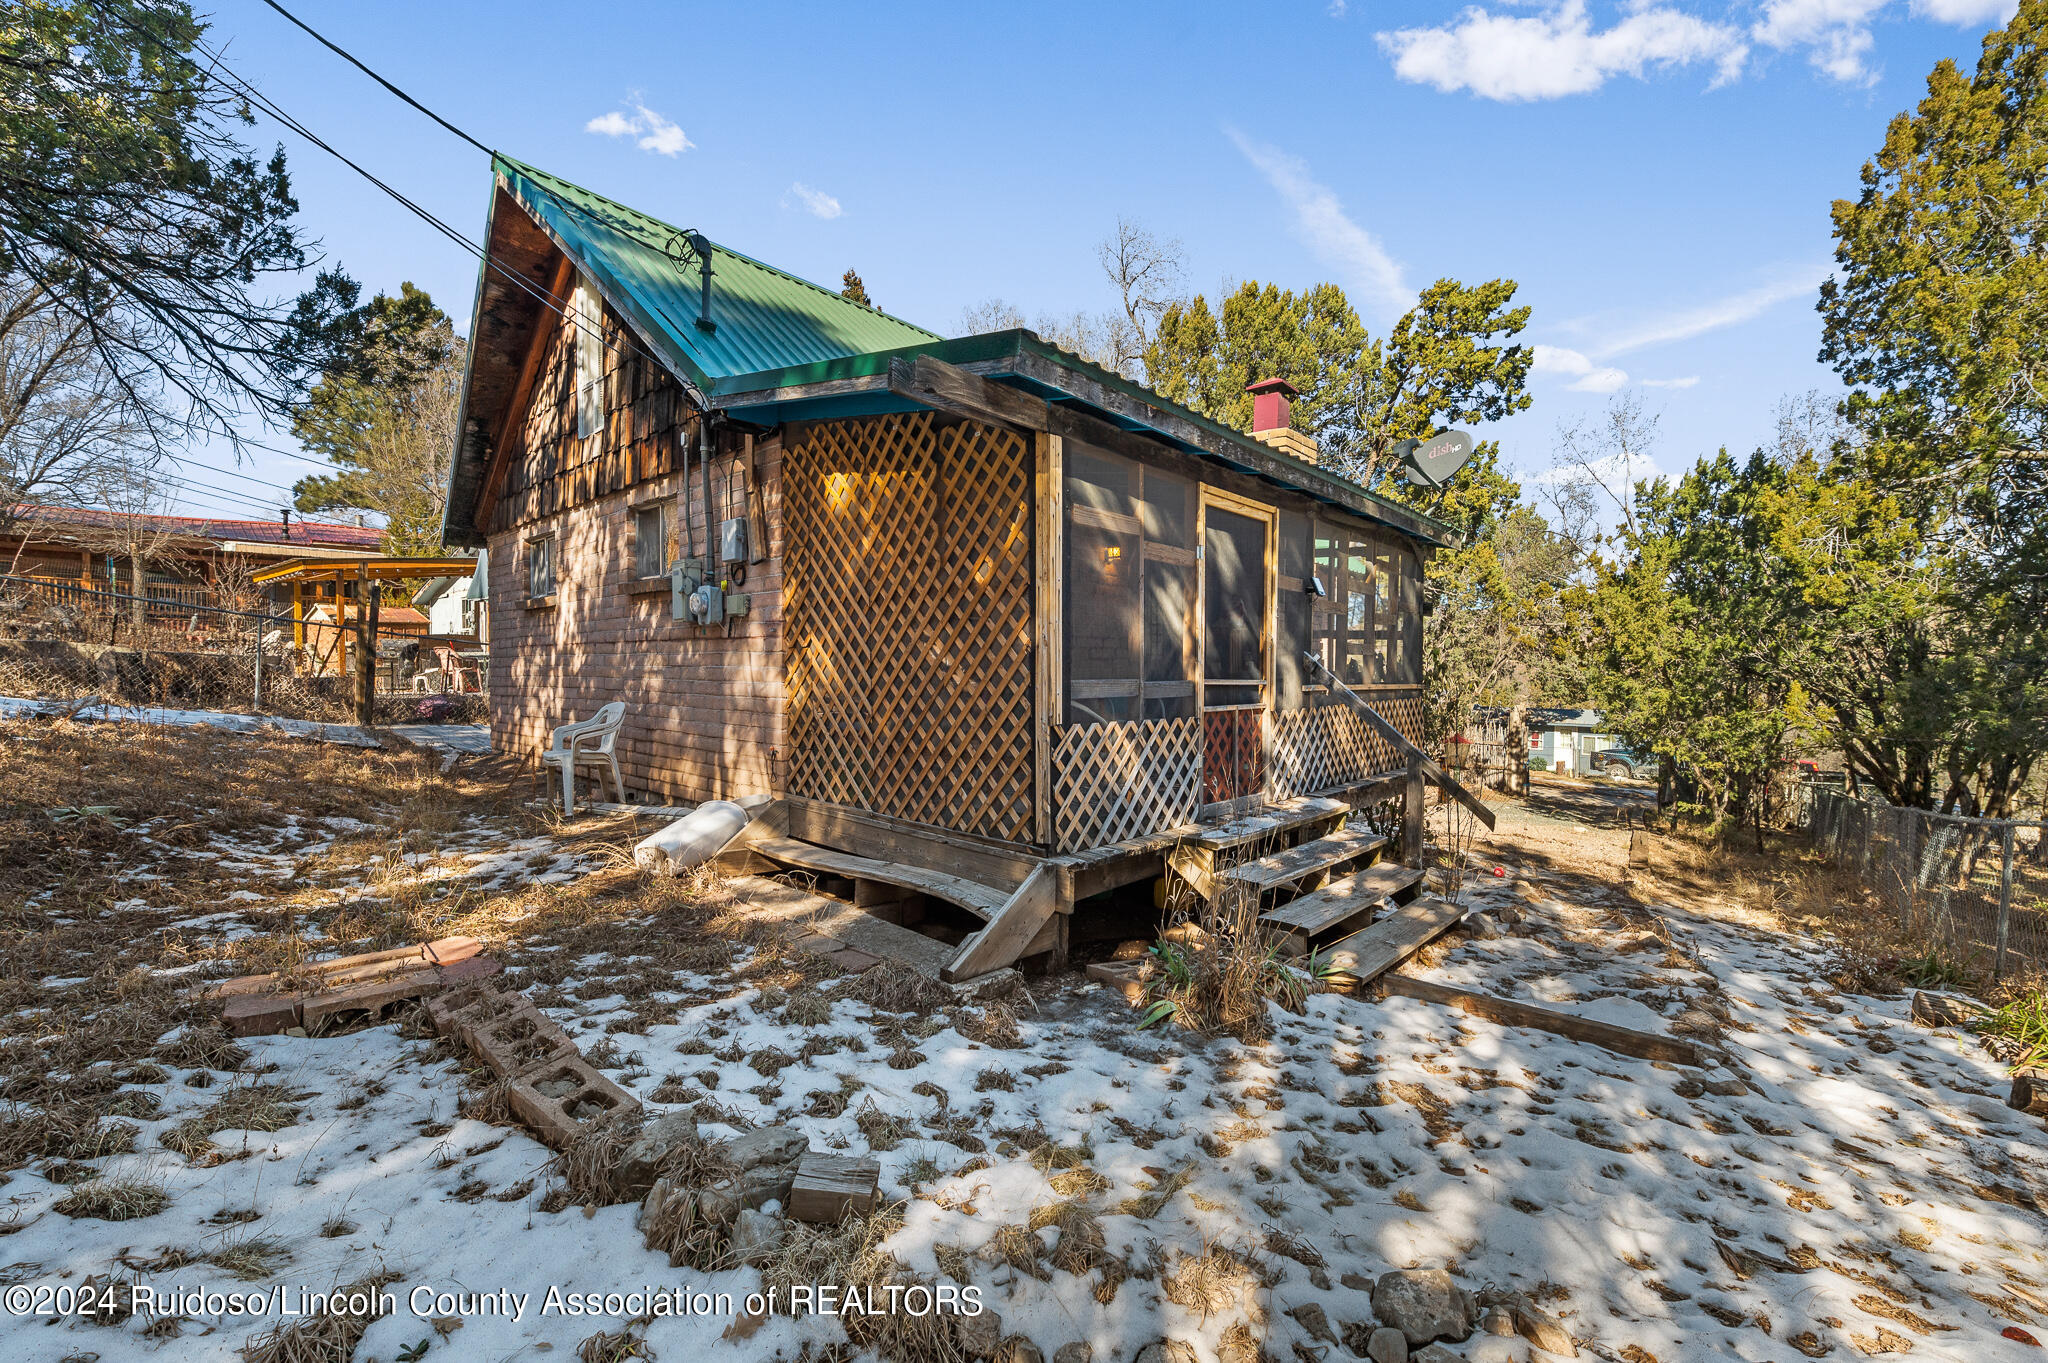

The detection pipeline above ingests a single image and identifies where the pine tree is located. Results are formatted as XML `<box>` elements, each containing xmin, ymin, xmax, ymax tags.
<box><xmin>840</xmin><ymin>269</ymin><xmax>872</xmax><ymax>308</ymax></box>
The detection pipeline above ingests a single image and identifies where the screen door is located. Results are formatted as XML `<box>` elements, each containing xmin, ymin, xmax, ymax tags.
<box><xmin>1199</xmin><ymin>494</ymin><xmax>1274</xmax><ymax>804</ymax></box>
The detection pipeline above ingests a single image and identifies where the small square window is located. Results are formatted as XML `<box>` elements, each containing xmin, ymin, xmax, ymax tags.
<box><xmin>633</xmin><ymin>504</ymin><xmax>669</xmax><ymax>580</ymax></box>
<box><xmin>527</xmin><ymin>537</ymin><xmax>555</xmax><ymax>600</ymax></box>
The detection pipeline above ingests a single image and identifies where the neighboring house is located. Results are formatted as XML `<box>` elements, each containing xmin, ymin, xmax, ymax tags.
<box><xmin>411</xmin><ymin>564</ymin><xmax>486</xmax><ymax>640</ymax></box>
<box><xmin>440</xmin><ymin>156</ymin><xmax>1458</xmax><ymax>959</ymax></box>
<box><xmin>1524</xmin><ymin>708</ymin><xmax>1629</xmax><ymax>776</ymax></box>
<box><xmin>2</xmin><ymin>506</ymin><xmax>384</xmax><ymax>608</ymax></box>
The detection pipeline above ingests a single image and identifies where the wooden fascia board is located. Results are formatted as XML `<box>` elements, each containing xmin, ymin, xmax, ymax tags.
<box><xmin>498</xmin><ymin>172</ymin><xmax>713</xmax><ymax>409</ymax></box>
<box><xmin>1002</xmin><ymin>350</ymin><xmax>1453</xmax><ymax>548</ymax></box>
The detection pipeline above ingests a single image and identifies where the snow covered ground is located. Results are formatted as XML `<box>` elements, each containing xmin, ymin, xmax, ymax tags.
<box><xmin>5</xmin><ymin>744</ymin><xmax>2046</xmax><ymax>1362</ymax></box>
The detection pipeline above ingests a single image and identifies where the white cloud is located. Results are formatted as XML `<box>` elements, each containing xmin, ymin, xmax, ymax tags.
<box><xmin>584</xmin><ymin>101</ymin><xmax>693</xmax><ymax>157</ymax></box>
<box><xmin>1532</xmin><ymin>343</ymin><xmax>1630</xmax><ymax>393</ymax></box>
<box><xmin>1590</xmin><ymin>270</ymin><xmax>1825</xmax><ymax>356</ymax></box>
<box><xmin>1911</xmin><ymin>0</ymin><xmax>2016</xmax><ymax>22</ymax></box>
<box><xmin>1226</xmin><ymin>130</ymin><xmax>1410</xmax><ymax>315</ymax></box>
<box><xmin>1375</xmin><ymin>1</ymin><xmax>1749</xmax><ymax>102</ymax></box>
<box><xmin>785</xmin><ymin>183</ymin><xmax>844</xmax><ymax>220</ymax></box>
<box><xmin>1753</xmin><ymin>0</ymin><xmax>1886</xmax><ymax>84</ymax></box>
<box><xmin>1643</xmin><ymin>375</ymin><xmax>1701</xmax><ymax>388</ymax></box>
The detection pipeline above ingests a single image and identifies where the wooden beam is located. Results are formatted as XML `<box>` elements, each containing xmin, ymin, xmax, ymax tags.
<box><xmin>1306</xmin><ymin>651</ymin><xmax>1496</xmax><ymax>832</ymax></box>
<box><xmin>889</xmin><ymin>355</ymin><xmax>1051</xmax><ymax>432</ymax></box>
<box><xmin>1004</xmin><ymin>349</ymin><xmax>1453</xmax><ymax>548</ymax></box>
<box><xmin>1377</xmin><ymin>973</ymin><xmax>1714</xmax><ymax>1068</ymax></box>
<box><xmin>1034</xmin><ymin>431</ymin><xmax>1064</xmax><ymax>848</ymax></box>
<box><xmin>942</xmin><ymin>862</ymin><xmax>1065</xmax><ymax>982</ymax></box>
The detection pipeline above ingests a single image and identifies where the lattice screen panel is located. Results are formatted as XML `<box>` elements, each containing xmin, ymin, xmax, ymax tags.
<box><xmin>1051</xmin><ymin>717</ymin><xmax>1202</xmax><ymax>852</ymax></box>
<box><xmin>1267</xmin><ymin>693</ymin><xmax>1427</xmax><ymax>801</ymax></box>
<box><xmin>784</xmin><ymin>413</ymin><xmax>1037</xmax><ymax>844</ymax></box>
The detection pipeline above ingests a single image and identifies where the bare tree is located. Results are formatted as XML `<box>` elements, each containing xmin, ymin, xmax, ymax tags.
<box><xmin>958</xmin><ymin>298</ymin><xmax>1026</xmax><ymax>336</ymax></box>
<box><xmin>1097</xmin><ymin>216</ymin><xmax>1185</xmax><ymax>357</ymax></box>
<box><xmin>0</xmin><ymin>281</ymin><xmax>158</xmax><ymax>550</ymax></box>
<box><xmin>1770</xmin><ymin>389</ymin><xmax>1852</xmax><ymax>465</ymax></box>
<box><xmin>1551</xmin><ymin>391</ymin><xmax>1661</xmax><ymax>543</ymax></box>
<box><xmin>953</xmin><ymin>219</ymin><xmax>1185</xmax><ymax>380</ymax></box>
<box><xmin>75</xmin><ymin>449</ymin><xmax>183</xmax><ymax>633</ymax></box>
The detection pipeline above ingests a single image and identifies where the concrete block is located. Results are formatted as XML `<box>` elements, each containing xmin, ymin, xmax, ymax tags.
<box><xmin>301</xmin><ymin>971</ymin><xmax>435</xmax><ymax>1032</ymax></box>
<box><xmin>469</xmin><ymin>1003</ymin><xmax>578</xmax><ymax>1079</ymax></box>
<box><xmin>506</xmin><ymin>1058</ymin><xmax>640</xmax><ymax>1150</ymax></box>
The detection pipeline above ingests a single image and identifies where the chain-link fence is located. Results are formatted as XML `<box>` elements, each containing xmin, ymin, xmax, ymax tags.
<box><xmin>0</xmin><ymin>574</ymin><xmax>487</xmax><ymax>726</ymax></box>
<box><xmin>1802</xmin><ymin>782</ymin><xmax>2048</xmax><ymax>987</ymax></box>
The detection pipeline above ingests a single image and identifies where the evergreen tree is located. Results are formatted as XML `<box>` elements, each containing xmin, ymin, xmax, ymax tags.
<box><xmin>840</xmin><ymin>269</ymin><xmax>872</xmax><ymax>308</ymax></box>
<box><xmin>290</xmin><ymin>284</ymin><xmax>462</xmax><ymax>557</ymax></box>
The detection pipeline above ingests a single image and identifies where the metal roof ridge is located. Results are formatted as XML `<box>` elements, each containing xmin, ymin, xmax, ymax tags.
<box><xmin>492</xmin><ymin>154</ymin><xmax>942</xmax><ymax>342</ymax></box>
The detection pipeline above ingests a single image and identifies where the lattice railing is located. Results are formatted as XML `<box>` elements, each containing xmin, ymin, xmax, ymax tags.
<box><xmin>1050</xmin><ymin>716</ymin><xmax>1202</xmax><ymax>853</ymax></box>
<box><xmin>1267</xmin><ymin>694</ymin><xmax>1426</xmax><ymax>801</ymax></box>
<box><xmin>1051</xmin><ymin>694</ymin><xmax>1426</xmax><ymax>852</ymax></box>
<box><xmin>784</xmin><ymin>412</ymin><xmax>1037</xmax><ymax>844</ymax></box>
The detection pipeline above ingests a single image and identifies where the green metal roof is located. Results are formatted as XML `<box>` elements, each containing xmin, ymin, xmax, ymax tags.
<box><xmin>494</xmin><ymin>155</ymin><xmax>940</xmax><ymax>393</ymax></box>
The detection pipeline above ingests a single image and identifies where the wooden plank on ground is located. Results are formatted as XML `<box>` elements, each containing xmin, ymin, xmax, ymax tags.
<box><xmin>943</xmin><ymin>863</ymin><xmax>1062</xmax><ymax>982</ymax></box>
<box><xmin>1321</xmin><ymin>896</ymin><xmax>1463</xmax><ymax>985</ymax></box>
<box><xmin>722</xmin><ymin>874</ymin><xmax>960</xmax><ymax>980</ymax></box>
<box><xmin>1225</xmin><ymin>827</ymin><xmax>1389</xmax><ymax>891</ymax></box>
<box><xmin>1377</xmin><ymin>973</ymin><xmax>1714</xmax><ymax>1068</ymax></box>
<box><xmin>748</xmin><ymin>837</ymin><xmax>1008</xmax><ymax>919</ymax></box>
<box><xmin>1262</xmin><ymin>863</ymin><xmax>1423</xmax><ymax>936</ymax></box>
<box><xmin>787</xmin><ymin>1152</ymin><xmax>881</xmax><ymax>1223</ymax></box>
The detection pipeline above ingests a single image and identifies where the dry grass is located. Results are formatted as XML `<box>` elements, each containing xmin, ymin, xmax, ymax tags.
<box><xmin>161</xmin><ymin>1082</ymin><xmax>304</xmax><ymax>1164</ymax></box>
<box><xmin>52</xmin><ymin>1175</ymin><xmax>171</xmax><ymax>1221</ymax></box>
<box><xmin>1162</xmin><ymin>1243</ymin><xmax>1269</xmax><ymax>1322</ymax></box>
<box><xmin>759</xmin><ymin>1200</ymin><xmax>970</xmax><ymax>1363</ymax></box>
<box><xmin>242</xmin><ymin>1270</ymin><xmax>402</xmax><ymax>1363</ymax></box>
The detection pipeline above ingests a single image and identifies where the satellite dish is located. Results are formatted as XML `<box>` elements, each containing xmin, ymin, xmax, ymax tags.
<box><xmin>1401</xmin><ymin>430</ymin><xmax>1476</xmax><ymax>488</ymax></box>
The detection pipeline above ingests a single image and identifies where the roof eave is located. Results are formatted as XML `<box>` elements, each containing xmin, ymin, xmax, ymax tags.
<box><xmin>712</xmin><ymin>331</ymin><xmax>1461</xmax><ymax>549</ymax></box>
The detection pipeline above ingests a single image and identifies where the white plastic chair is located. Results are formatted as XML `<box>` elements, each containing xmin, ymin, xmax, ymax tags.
<box><xmin>541</xmin><ymin>700</ymin><xmax>627</xmax><ymax>816</ymax></box>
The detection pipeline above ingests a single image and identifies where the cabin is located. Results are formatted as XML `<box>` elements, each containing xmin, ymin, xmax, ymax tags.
<box><xmin>2</xmin><ymin>506</ymin><xmax>384</xmax><ymax>613</ymax></box>
<box><xmin>442</xmin><ymin>156</ymin><xmax>1488</xmax><ymax>980</ymax></box>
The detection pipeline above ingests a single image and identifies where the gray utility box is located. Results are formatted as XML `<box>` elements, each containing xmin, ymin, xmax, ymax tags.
<box><xmin>720</xmin><ymin>516</ymin><xmax>749</xmax><ymax>566</ymax></box>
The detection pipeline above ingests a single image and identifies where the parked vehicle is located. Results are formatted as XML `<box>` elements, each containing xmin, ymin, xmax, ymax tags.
<box><xmin>1592</xmin><ymin>746</ymin><xmax>1654</xmax><ymax>779</ymax></box>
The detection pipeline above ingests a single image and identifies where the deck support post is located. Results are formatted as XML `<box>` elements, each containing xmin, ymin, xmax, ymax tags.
<box><xmin>1033</xmin><ymin>431</ymin><xmax>1064</xmax><ymax>849</ymax></box>
<box><xmin>354</xmin><ymin>579</ymin><xmax>378</xmax><ymax>726</ymax></box>
<box><xmin>1402</xmin><ymin>753</ymin><xmax>1426</xmax><ymax>865</ymax></box>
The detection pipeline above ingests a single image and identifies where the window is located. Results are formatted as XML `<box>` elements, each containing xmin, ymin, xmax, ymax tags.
<box><xmin>632</xmin><ymin>503</ymin><xmax>670</xmax><ymax>579</ymax></box>
<box><xmin>572</xmin><ymin>280</ymin><xmax>604</xmax><ymax>440</ymax></box>
<box><xmin>526</xmin><ymin>536</ymin><xmax>555</xmax><ymax>601</ymax></box>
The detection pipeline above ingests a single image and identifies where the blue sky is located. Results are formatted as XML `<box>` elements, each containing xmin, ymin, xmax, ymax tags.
<box><xmin>183</xmin><ymin>0</ymin><xmax>2016</xmax><ymax>525</ymax></box>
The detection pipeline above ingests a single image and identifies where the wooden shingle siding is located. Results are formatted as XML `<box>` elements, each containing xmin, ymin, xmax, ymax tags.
<box><xmin>485</xmin><ymin>293</ymin><xmax>786</xmax><ymax>805</ymax></box>
<box><xmin>488</xmin><ymin>294</ymin><xmax>685</xmax><ymax>535</ymax></box>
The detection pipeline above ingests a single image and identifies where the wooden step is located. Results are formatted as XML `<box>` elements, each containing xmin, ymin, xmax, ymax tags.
<box><xmin>1261</xmin><ymin>862</ymin><xmax>1424</xmax><ymax>936</ymax></box>
<box><xmin>722</xmin><ymin>874</ymin><xmax>962</xmax><ymax>979</ymax></box>
<box><xmin>1320</xmin><ymin>896</ymin><xmax>1464</xmax><ymax>986</ymax></box>
<box><xmin>1225</xmin><ymin>827</ymin><xmax>1389</xmax><ymax>891</ymax></box>
<box><xmin>1192</xmin><ymin>797</ymin><xmax>1349</xmax><ymax>853</ymax></box>
<box><xmin>746</xmin><ymin>837</ymin><xmax>1010</xmax><ymax>921</ymax></box>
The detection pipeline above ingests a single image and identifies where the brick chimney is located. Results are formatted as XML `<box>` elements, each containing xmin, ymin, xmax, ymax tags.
<box><xmin>1245</xmin><ymin>376</ymin><xmax>1318</xmax><ymax>464</ymax></box>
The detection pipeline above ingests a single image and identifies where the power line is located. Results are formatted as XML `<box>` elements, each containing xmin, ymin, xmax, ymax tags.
<box><xmin>258</xmin><ymin>0</ymin><xmax>491</xmax><ymax>158</ymax></box>
<box><xmin>231</xmin><ymin>5</ymin><xmax>697</xmax><ymax>372</ymax></box>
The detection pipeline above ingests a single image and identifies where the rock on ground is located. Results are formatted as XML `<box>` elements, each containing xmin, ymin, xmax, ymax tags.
<box><xmin>1372</xmin><ymin>1269</ymin><xmax>1477</xmax><ymax>1347</ymax></box>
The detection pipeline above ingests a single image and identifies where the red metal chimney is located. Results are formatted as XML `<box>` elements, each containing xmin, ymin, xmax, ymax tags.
<box><xmin>1247</xmin><ymin>376</ymin><xmax>1297</xmax><ymax>434</ymax></box>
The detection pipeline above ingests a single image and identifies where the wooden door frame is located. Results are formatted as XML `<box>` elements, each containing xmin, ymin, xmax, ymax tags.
<box><xmin>1196</xmin><ymin>485</ymin><xmax>1278</xmax><ymax>809</ymax></box>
